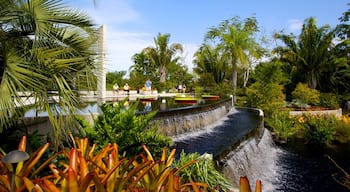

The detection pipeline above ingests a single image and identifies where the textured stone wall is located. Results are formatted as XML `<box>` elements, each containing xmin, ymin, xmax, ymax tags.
<box><xmin>155</xmin><ymin>106</ymin><xmax>230</xmax><ymax>136</ymax></box>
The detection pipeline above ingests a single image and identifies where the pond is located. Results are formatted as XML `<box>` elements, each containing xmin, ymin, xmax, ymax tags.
<box><xmin>23</xmin><ymin>96</ymin><xmax>220</xmax><ymax>117</ymax></box>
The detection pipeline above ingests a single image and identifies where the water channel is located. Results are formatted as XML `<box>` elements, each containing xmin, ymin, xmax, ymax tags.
<box><xmin>173</xmin><ymin>108</ymin><xmax>350</xmax><ymax>192</ymax></box>
<box><xmin>22</xmin><ymin>97</ymin><xmax>350</xmax><ymax>191</ymax></box>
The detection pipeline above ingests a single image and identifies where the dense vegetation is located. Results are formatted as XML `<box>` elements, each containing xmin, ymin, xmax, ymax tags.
<box><xmin>1</xmin><ymin>0</ymin><xmax>350</xmax><ymax>190</ymax></box>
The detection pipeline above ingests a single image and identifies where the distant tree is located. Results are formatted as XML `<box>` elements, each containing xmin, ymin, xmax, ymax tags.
<box><xmin>143</xmin><ymin>33</ymin><xmax>183</xmax><ymax>83</ymax></box>
<box><xmin>130</xmin><ymin>51</ymin><xmax>156</xmax><ymax>78</ymax></box>
<box><xmin>327</xmin><ymin>3</ymin><xmax>350</xmax><ymax>95</ymax></box>
<box><xmin>193</xmin><ymin>44</ymin><xmax>229</xmax><ymax>84</ymax></box>
<box><xmin>106</xmin><ymin>71</ymin><xmax>126</xmax><ymax>89</ymax></box>
<box><xmin>250</xmin><ymin>60</ymin><xmax>288</xmax><ymax>85</ymax></box>
<box><xmin>246</xmin><ymin>61</ymin><xmax>286</xmax><ymax>117</ymax></box>
<box><xmin>205</xmin><ymin>16</ymin><xmax>264</xmax><ymax>101</ymax></box>
<box><xmin>274</xmin><ymin>17</ymin><xmax>335</xmax><ymax>90</ymax></box>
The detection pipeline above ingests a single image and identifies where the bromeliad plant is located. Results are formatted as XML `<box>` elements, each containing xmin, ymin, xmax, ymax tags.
<box><xmin>0</xmin><ymin>135</ymin><xmax>208</xmax><ymax>191</ymax></box>
<box><xmin>0</xmin><ymin>136</ymin><xmax>59</xmax><ymax>192</ymax></box>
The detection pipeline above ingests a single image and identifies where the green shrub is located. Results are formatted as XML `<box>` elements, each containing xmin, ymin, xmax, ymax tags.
<box><xmin>265</xmin><ymin>111</ymin><xmax>298</xmax><ymax>141</ymax></box>
<box><xmin>246</xmin><ymin>82</ymin><xmax>285</xmax><ymax>117</ymax></box>
<box><xmin>210</xmin><ymin>82</ymin><xmax>234</xmax><ymax>98</ymax></box>
<box><xmin>319</xmin><ymin>93</ymin><xmax>339</xmax><ymax>108</ymax></box>
<box><xmin>87</xmin><ymin>101</ymin><xmax>172</xmax><ymax>158</ymax></box>
<box><xmin>194</xmin><ymin>86</ymin><xmax>204</xmax><ymax>97</ymax></box>
<box><xmin>334</xmin><ymin>115</ymin><xmax>350</xmax><ymax>143</ymax></box>
<box><xmin>292</xmin><ymin>83</ymin><xmax>320</xmax><ymax>106</ymax></box>
<box><xmin>173</xmin><ymin>151</ymin><xmax>234</xmax><ymax>191</ymax></box>
<box><xmin>298</xmin><ymin>114</ymin><xmax>337</xmax><ymax>146</ymax></box>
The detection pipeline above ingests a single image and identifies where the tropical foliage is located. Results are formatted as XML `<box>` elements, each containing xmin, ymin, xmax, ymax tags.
<box><xmin>85</xmin><ymin>101</ymin><xmax>172</xmax><ymax>158</ymax></box>
<box><xmin>173</xmin><ymin>151</ymin><xmax>234</xmax><ymax>191</ymax></box>
<box><xmin>0</xmin><ymin>135</ymin><xmax>208</xmax><ymax>191</ymax></box>
<box><xmin>266</xmin><ymin>113</ymin><xmax>350</xmax><ymax>145</ymax></box>
<box><xmin>130</xmin><ymin>33</ymin><xmax>193</xmax><ymax>91</ymax></box>
<box><xmin>203</xmin><ymin>16</ymin><xmax>265</xmax><ymax>101</ymax></box>
<box><xmin>105</xmin><ymin>70</ymin><xmax>126</xmax><ymax>90</ymax></box>
<box><xmin>292</xmin><ymin>83</ymin><xmax>320</xmax><ymax>107</ymax></box>
<box><xmin>0</xmin><ymin>0</ymin><xmax>98</xmax><ymax>148</ymax></box>
<box><xmin>274</xmin><ymin>17</ymin><xmax>336</xmax><ymax>90</ymax></box>
<box><xmin>142</xmin><ymin>33</ymin><xmax>183</xmax><ymax>83</ymax></box>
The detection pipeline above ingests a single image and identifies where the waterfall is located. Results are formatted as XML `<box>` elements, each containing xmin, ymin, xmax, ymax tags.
<box><xmin>221</xmin><ymin>128</ymin><xmax>280</xmax><ymax>191</ymax></box>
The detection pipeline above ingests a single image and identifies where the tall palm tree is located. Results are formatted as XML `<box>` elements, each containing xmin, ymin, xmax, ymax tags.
<box><xmin>0</xmin><ymin>0</ymin><xmax>97</xmax><ymax>146</ymax></box>
<box><xmin>274</xmin><ymin>17</ymin><xmax>335</xmax><ymax>89</ymax></box>
<box><xmin>205</xmin><ymin>16</ymin><xmax>263</xmax><ymax>101</ymax></box>
<box><xmin>143</xmin><ymin>33</ymin><xmax>183</xmax><ymax>83</ymax></box>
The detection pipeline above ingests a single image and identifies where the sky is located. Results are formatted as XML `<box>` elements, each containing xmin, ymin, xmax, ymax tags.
<box><xmin>67</xmin><ymin>0</ymin><xmax>349</xmax><ymax>73</ymax></box>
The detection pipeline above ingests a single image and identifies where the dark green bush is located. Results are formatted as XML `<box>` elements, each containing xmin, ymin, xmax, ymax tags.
<box><xmin>246</xmin><ymin>82</ymin><xmax>285</xmax><ymax>117</ymax></box>
<box><xmin>319</xmin><ymin>92</ymin><xmax>339</xmax><ymax>108</ymax></box>
<box><xmin>265</xmin><ymin>111</ymin><xmax>298</xmax><ymax>141</ymax></box>
<box><xmin>292</xmin><ymin>83</ymin><xmax>320</xmax><ymax>106</ymax></box>
<box><xmin>86</xmin><ymin>101</ymin><xmax>172</xmax><ymax>158</ymax></box>
<box><xmin>299</xmin><ymin>114</ymin><xmax>337</xmax><ymax>146</ymax></box>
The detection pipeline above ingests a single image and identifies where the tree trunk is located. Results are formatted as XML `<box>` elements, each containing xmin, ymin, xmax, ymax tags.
<box><xmin>309</xmin><ymin>70</ymin><xmax>317</xmax><ymax>89</ymax></box>
<box><xmin>159</xmin><ymin>65</ymin><xmax>166</xmax><ymax>83</ymax></box>
<box><xmin>232</xmin><ymin>69</ymin><xmax>237</xmax><ymax>102</ymax></box>
<box><xmin>243</xmin><ymin>67</ymin><xmax>249</xmax><ymax>88</ymax></box>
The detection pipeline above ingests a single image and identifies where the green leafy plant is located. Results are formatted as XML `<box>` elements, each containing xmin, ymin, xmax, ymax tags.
<box><xmin>173</xmin><ymin>151</ymin><xmax>234</xmax><ymax>191</ymax></box>
<box><xmin>292</xmin><ymin>83</ymin><xmax>320</xmax><ymax>107</ymax></box>
<box><xmin>265</xmin><ymin>111</ymin><xmax>299</xmax><ymax>142</ymax></box>
<box><xmin>246</xmin><ymin>82</ymin><xmax>286</xmax><ymax>117</ymax></box>
<box><xmin>87</xmin><ymin>101</ymin><xmax>172</xmax><ymax>158</ymax></box>
<box><xmin>297</xmin><ymin>114</ymin><xmax>337</xmax><ymax>146</ymax></box>
<box><xmin>319</xmin><ymin>93</ymin><xmax>339</xmax><ymax>109</ymax></box>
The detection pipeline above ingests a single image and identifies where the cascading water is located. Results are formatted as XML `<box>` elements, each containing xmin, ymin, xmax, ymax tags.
<box><xmin>221</xmin><ymin>128</ymin><xmax>280</xmax><ymax>191</ymax></box>
<box><xmin>173</xmin><ymin>107</ymin><xmax>350</xmax><ymax>192</ymax></box>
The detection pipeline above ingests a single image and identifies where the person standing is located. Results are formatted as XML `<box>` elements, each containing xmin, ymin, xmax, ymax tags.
<box><xmin>145</xmin><ymin>78</ymin><xmax>152</xmax><ymax>94</ymax></box>
<box><xmin>178</xmin><ymin>84</ymin><xmax>182</xmax><ymax>93</ymax></box>
<box><xmin>123</xmin><ymin>83</ymin><xmax>129</xmax><ymax>95</ymax></box>
<box><xmin>182</xmin><ymin>84</ymin><xmax>186</xmax><ymax>93</ymax></box>
<box><xmin>113</xmin><ymin>83</ymin><xmax>119</xmax><ymax>95</ymax></box>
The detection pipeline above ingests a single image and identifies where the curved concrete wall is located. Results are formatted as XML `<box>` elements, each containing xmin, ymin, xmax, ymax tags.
<box><xmin>289</xmin><ymin>108</ymin><xmax>342</xmax><ymax>117</ymax></box>
<box><xmin>155</xmin><ymin>105</ymin><xmax>230</xmax><ymax>136</ymax></box>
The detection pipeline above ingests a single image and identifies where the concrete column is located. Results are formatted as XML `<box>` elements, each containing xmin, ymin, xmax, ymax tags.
<box><xmin>97</xmin><ymin>25</ymin><xmax>106</xmax><ymax>100</ymax></box>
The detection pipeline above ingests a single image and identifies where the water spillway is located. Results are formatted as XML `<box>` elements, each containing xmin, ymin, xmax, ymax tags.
<box><xmin>171</xmin><ymin>107</ymin><xmax>269</xmax><ymax>189</ymax></box>
<box><xmin>172</xmin><ymin>108</ymin><xmax>263</xmax><ymax>157</ymax></box>
<box><xmin>170</xmin><ymin>105</ymin><xmax>349</xmax><ymax>192</ymax></box>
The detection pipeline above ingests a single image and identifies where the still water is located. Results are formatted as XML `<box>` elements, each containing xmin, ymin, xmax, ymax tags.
<box><xmin>23</xmin><ymin>97</ymin><xmax>215</xmax><ymax>117</ymax></box>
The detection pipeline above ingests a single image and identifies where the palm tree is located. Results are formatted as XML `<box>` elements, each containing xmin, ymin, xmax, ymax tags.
<box><xmin>193</xmin><ymin>44</ymin><xmax>229</xmax><ymax>84</ymax></box>
<box><xmin>274</xmin><ymin>17</ymin><xmax>335</xmax><ymax>89</ymax></box>
<box><xmin>205</xmin><ymin>16</ymin><xmax>264</xmax><ymax>101</ymax></box>
<box><xmin>143</xmin><ymin>33</ymin><xmax>183</xmax><ymax>83</ymax></box>
<box><xmin>131</xmin><ymin>51</ymin><xmax>155</xmax><ymax>77</ymax></box>
<box><xmin>0</xmin><ymin>0</ymin><xmax>97</xmax><ymax>147</ymax></box>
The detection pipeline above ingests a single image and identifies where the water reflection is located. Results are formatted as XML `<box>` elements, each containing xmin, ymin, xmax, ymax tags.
<box><xmin>23</xmin><ymin>97</ymin><xmax>217</xmax><ymax>117</ymax></box>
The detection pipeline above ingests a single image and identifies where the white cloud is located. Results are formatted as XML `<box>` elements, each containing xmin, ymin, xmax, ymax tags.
<box><xmin>181</xmin><ymin>43</ymin><xmax>200</xmax><ymax>72</ymax></box>
<box><xmin>288</xmin><ymin>19</ymin><xmax>303</xmax><ymax>32</ymax></box>
<box><xmin>103</xmin><ymin>29</ymin><xmax>153</xmax><ymax>72</ymax></box>
<box><xmin>90</xmin><ymin>0</ymin><xmax>200</xmax><ymax>73</ymax></box>
<box><xmin>101</xmin><ymin>27</ymin><xmax>200</xmax><ymax>72</ymax></box>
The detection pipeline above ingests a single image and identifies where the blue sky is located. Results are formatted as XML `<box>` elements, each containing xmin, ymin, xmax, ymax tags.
<box><xmin>67</xmin><ymin>0</ymin><xmax>348</xmax><ymax>72</ymax></box>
